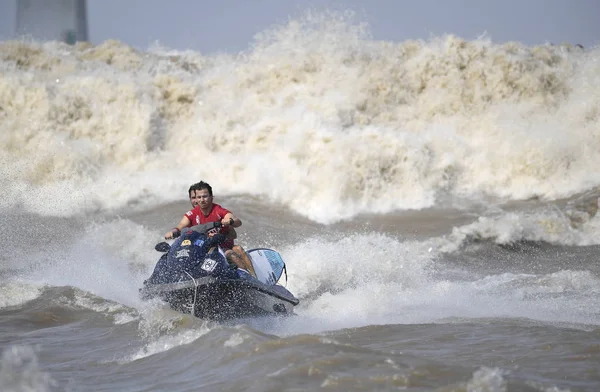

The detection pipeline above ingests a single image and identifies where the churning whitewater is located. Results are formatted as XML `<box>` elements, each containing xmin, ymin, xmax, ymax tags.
<box><xmin>1</xmin><ymin>11</ymin><xmax>599</xmax><ymax>392</ymax></box>
<box><xmin>1</xmin><ymin>11</ymin><xmax>599</xmax><ymax>223</ymax></box>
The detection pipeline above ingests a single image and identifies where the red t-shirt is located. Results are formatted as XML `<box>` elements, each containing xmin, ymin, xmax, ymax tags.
<box><xmin>184</xmin><ymin>203</ymin><xmax>234</xmax><ymax>249</ymax></box>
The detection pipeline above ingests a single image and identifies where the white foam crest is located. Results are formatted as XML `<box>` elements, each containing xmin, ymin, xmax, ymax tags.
<box><xmin>27</xmin><ymin>219</ymin><xmax>158</xmax><ymax>310</ymax></box>
<box><xmin>295</xmin><ymin>268</ymin><xmax>599</xmax><ymax>330</ymax></box>
<box><xmin>457</xmin><ymin>270</ymin><xmax>600</xmax><ymax>326</ymax></box>
<box><xmin>436</xmin><ymin>207</ymin><xmax>600</xmax><ymax>252</ymax></box>
<box><xmin>281</xmin><ymin>232</ymin><xmax>434</xmax><ymax>299</ymax></box>
<box><xmin>81</xmin><ymin>219</ymin><xmax>161</xmax><ymax>267</ymax></box>
<box><xmin>273</xmin><ymin>233</ymin><xmax>457</xmax><ymax>331</ymax></box>
<box><xmin>469</xmin><ymin>270</ymin><xmax>598</xmax><ymax>325</ymax></box>
<box><xmin>68</xmin><ymin>290</ymin><xmax>138</xmax><ymax>323</ymax></box>
<box><xmin>466</xmin><ymin>367</ymin><xmax>507</xmax><ymax>392</ymax></box>
<box><xmin>0</xmin><ymin>40</ymin><xmax>202</xmax><ymax>215</ymax></box>
<box><xmin>1</xmin><ymin>12</ymin><xmax>599</xmax><ymax>223</ymax></box>
<box><xmin>278</xmin><ymin>233</ymin><xmax>598</xmax><ymax>330</ymax></box>
<box><xmin>130</xmin><ymin>326</ymin><xmax>211</xmax><ymax>361</ymax></box>
<box><xmin>0</xmin><ymin>345</ymin><xmax>56</xmax><ymax>392</ymax></box>
<box><xmin>476</xmin><ymin>270</ymin><xmax>600</xmax><ymax>295</ymax></box>
<box><xmin>0</xmin><ymin>281</ymin><xmax>44</xmax><ymax>310</ymax></box>
<box><xmin>223</xmin><ymin>332</ymin><xmax>247</xmax><ymax>348</ymax></box>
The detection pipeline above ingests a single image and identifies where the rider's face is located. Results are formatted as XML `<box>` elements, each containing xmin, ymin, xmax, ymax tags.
<box><xmin>189</xmin><ymin>190</ymin><xmax>202</xmax><ymax>207</ymax></box>
<box><xmin>194</xmin><ymin>189</ymin><xmax>213</xmax><ymax>209</ymax></box>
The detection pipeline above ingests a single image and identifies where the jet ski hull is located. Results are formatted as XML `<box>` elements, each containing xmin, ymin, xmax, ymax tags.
<box><xmin>141</xmin><ymin>276</ymin><xmax>298</xmax><ymax>320</ymax></box>
<box><xmin>141</xmin><ymin>225</ymin><xmax>299</xmax><ymax>320</ymax></box>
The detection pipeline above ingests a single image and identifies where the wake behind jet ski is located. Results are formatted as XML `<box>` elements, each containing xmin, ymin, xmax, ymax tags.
<box><xmin>140</xmin><ymin>222</ymin><xmax>299</xmax><ymax>320</ymax></box>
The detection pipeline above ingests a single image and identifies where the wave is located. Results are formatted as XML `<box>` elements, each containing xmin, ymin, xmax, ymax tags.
<box><xmin>440</xmin><ymin>207</ymin><xmax>600</xmax><ymax>251</ymax></box>
<box><xmin>1</xmin><ymin>11</ymin><xmax>599</xmax><ymax>223</ymax></box>
<box><xmin>0</xmin><ymin>345</ymin><xmax>56</xmax><ymax>392</ymax></box>
<box><xmin>2</xmin><ymin>214</ymin><xmax>598</xmax><ymax>333</ymax></box>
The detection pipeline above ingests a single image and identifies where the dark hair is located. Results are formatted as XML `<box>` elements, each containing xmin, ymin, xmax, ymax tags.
<box><xmin>188</xmin><ymin>181</ymin><xmax>213</xmax><ymax>197</ymax></box>
<box><xmin>197</xmin><ymin>181</ymin><xmax>213</xmax><ymax>197</ymax></box>
<box><xmin>188</xmin><ymin>183</ymin><xmax>200</xmax><ymax>197</ymax></box>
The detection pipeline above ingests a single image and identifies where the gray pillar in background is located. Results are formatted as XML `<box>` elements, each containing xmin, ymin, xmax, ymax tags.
<box><xmin>16</xmin><ymin>0</ymin><xmax>88</xmax><ymax>44</ymax></box>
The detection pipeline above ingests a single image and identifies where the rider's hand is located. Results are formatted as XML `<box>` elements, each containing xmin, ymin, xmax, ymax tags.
<box><xmin>164</xmin><ymin>228</ymin><xmax>180</xmax><ymax>239</ymax></box>
<box><xmin>221</xmin><ymin>217</ymin><xmax>234</xmax><ymax>227</ymax></box>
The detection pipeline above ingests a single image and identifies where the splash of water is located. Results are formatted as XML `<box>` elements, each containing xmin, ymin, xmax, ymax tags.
<box><xmin>1</xmin><ymin>11</ymin><xmax>598</xmax><ymax>225</ymax></box>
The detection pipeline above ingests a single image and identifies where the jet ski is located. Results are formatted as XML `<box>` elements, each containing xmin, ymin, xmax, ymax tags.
<box><xmin>140</xmin><ymin>222</ymin><xmax>299</xmax><ymax>320</ymax></box>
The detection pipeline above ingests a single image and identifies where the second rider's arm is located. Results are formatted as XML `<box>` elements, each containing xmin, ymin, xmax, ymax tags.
<box><xmin>164</xmin><ymin>216</ymin><xmax>191</xmax><ymax>239</ymax></box>
<box><xmin>227</xmin><ymin>227</ymin><xmax>237</xmax><ymax>241</ymax></box>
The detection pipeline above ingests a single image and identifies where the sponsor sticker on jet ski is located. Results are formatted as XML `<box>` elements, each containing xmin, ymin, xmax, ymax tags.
<box><xmin>194</xmin><ymin>239</ymin><xmax>205</xmax><ymax>247</ymax></box>
<box><xmin>201</xmin><ymin>258</ymin><xmax>217</xmax><ymax>272</ymax></box>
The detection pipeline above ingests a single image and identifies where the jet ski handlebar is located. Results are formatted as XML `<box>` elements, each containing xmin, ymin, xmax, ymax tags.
<box><xmin>172</xmin><ymin>221</ymin><xmax>223</xmax><ymax>238</ymax></box>
<box><xmin>155</xmin><ymin>221</ymin><xmax>224</xmax><ymax>252</ymax></box>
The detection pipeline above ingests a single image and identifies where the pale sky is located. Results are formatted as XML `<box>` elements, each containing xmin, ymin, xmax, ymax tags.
<box><xmin>1</xmin><ymin>0</ymin><xmax>598</xmax><ymax>53</ymax></box>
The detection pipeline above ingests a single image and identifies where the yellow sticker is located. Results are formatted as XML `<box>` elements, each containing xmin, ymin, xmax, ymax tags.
<box><xmin>181</xmin><ymin>239</ymin><xmax>191</xmax><ymax>246</ymax></box>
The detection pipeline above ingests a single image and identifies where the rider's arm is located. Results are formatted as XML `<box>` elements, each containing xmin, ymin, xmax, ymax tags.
<box><xmin>227</xmin><ymin>227</ymin><xmax>238</xmax><ymax>241</ymax></box>
<box><xmin>221</xmin><ymin>213</ymin><xmax>242</xmax><ymax>228</ymax></box>
<box><xmin>164</xmin><ymin>215</ymin><xmax>191</xmax><ymax>239</ymax></box>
